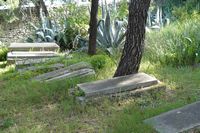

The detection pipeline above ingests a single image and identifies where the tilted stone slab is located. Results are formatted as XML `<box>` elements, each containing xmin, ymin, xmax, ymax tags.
<box><xmin>33</xmin><ymin>62</ymin><xmax>92</xmax><ymax>81</ymax></box>
<box><xmin>17</xmin><ymin>63</ymin><xmax>64</xmax><ymax>73</ymax></box>
<box><xmin>77</xmin><ymin>73</ymin><xmax>158</xmax><ymax>98</ymax></box>
<box><xmin>76</xmin><ymin>83</ymin><xmax>166</xmax><ymax>103</ymax></box>
<box><xmin>144</xmin><ymin>101</ymin><xmax>200</xmax><ymax>133</ymax></box>
<box><xmin>46</xmin><ymin>68</ymin><xmax>95</xmax><ymax>82</ymax></box>
<box><xmin>9</xmin><ymin>43</ymin><xmax>59</xmax><ymax>51</ymax></box>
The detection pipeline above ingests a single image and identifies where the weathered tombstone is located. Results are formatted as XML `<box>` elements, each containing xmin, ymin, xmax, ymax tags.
<box><xmin>77</xmin><ymin>73</ymin><xmax>159</xmax><ymax>98</ymax></box>
<box><xmin>144</xmin><ymin>101</ymin><xmax>200</xmax><ymax>133</ymax></box>
<box><xmin>46</xmin><ymin>68</ymin><xmax>95</xmax><ymax>82</ymax></box>
<box><xmin>17</xmin><ymin>63</ymin><xmax>64</xmax><ymax>73</ymax></box>
<box><xmin>7</xmin><ymin>51</ymin><xmax>59</xmax><ymax>65</ymax></box>
<box><xmin>8</xmin><ymin>43</ymin><xmax>59</xmax><ymax>51</ymax></box>
<box><xmin>33</xmin><ymin>62</ymin><xmax>93</xmax><ymax>81</ymax></box>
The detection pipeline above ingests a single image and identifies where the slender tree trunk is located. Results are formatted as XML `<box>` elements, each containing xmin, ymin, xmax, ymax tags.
<box><xmin>88</xmin><ymin>0</ymin><xmax>99</xmax><ymax>55</ymax></box>
<box><xmin>114</xmin><ymin>0</ymin><xmax>151</xmax><ymax>77</ymax></box>
<box><xmin>35</xmin><ymin>0</ymin><xmax>41</xmax><ymax>20</ymax></box>
<box><xmin>35</xmin><ymin>0</ymin><xmax>52</xmax><ymax>28</ymax></box>
<box><xmin>39</xmin><ymin>0</ymin><xmax>52</xmax><ymax>28</ymax></box>
<box><xmin>40</xmin><ymin>0</ymin><xmax>49</xmax><ymax>18</ymax></box>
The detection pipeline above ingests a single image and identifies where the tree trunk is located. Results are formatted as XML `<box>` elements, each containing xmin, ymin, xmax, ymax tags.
<box><xmin>34</xmin><ymin>0</ymin><xmax>52</xmax><ymax>28</ymax></box>
<box><xmin>114</xmin><ymin>0</ymin><xmax>151</xmax><ymax>77</ymax></box>
<box><xmin>35</xmin><ymin>0</ymin><xmax>41</xmax><ymax>20</ymax></box>
<box><xmin>40</xmin><ymin>0</ymin><xmax>49</xmax><ymax>18</ymax></box>
<box><xmin>88</xmin><ymin>0</ymin><xmax>99</xmax><ymax>55</ymax></box>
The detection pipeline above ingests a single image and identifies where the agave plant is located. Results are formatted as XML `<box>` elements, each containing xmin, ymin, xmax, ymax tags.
<box><xmin>97</xmin><ymin>10</ymin><xmax>127</xmax><ymax>56</ymax></box>
<box><xmin>27</xmin><ymin>13</ymin><xmax>58</xmax><ymax>43</ymax></box>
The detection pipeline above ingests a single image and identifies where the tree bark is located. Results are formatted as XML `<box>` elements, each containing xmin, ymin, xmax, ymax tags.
<box><xmin>39</xmin><ymin>0</ymin><xmax>49</xmax><ymax>18</ymax></box>
<box><xmin>34</xmin><ymin>0</ymin><xmax>52</xmax><ymax>28</ymax></box>
<box><xmin>114</xmin><ymin>0</ymin><xmax>151</xmax><ymax>77</ymax></box>
<box><xmin>35</xmin><ymin>0</ymin><xmax>41</xmax><ymax>20</ymax></box>
<box><xmin>88</xmin><ymin>0</ymin><xmax>99</xmax><ymax>55</ymax></box>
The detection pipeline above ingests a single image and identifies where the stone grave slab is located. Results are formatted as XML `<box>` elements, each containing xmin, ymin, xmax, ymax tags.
<box><xmin>7</xmin><ymin>51</ymin><xmax>58</xmax><ymax>58</ymax></box>
<box><xmin>33</xmin><ymin>62</ymin><xmax>92</xmax><ymax>81</ymax></box>
<box><xmin>17</xmin><ymin>63</ymin><xmax>64</xmax><ymax>73</ymax></box>
<box><xmin>46</xmin><ymin>68</ymin><xmax>95</xmax><ymax>82</ymax></box>
<box><xmin>7</xmin><ymin>51</ymin><xmax>59</xmax><ymax>65</ymax></box>
<box><xmin>77</xmin><ymin>73</ymin><xmax>158</xmax><ymax>98</ymax></box>
<box><xmin>144</xmin><ymin>101</ymin><xmax>200</xmax><ymax>133</ymax></box>
<box><xmin>14</xmin><ymin>58</ymin><xmax>53</xmax><ymax>66</ymax></box>
<box><xmin>9</xmin><ymin>43</ymin><xmax>59</xmax><ymax>51</ymax></box>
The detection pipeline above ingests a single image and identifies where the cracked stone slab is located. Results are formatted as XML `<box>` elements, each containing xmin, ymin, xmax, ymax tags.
<box><xmin>17</xmin><ymin>63</ymin><xmax>64</xmax><ymax>73</ymax></box>
<box><xmin>33</xmin><ymin>62</ymin><xmax>92</xmax><ymax>81</ymax></box>
<box><xmin>46</xmin><ymin>68</ymin><xmax>95</xmax><ymax>82</ymax></box>
<box><xmin>9</xmin><ymin>43</ymin><xmax>59</xmax><ymax>51</ymax></box>
<box><xmin>77</xmin><ymin>73</ymin><xmax>158</xmax><ymax>98</ymax></box>
<box><xmin>144</xmin><ymin>101</ymin><xmax>200</xmax><ymax>133</ymax></box>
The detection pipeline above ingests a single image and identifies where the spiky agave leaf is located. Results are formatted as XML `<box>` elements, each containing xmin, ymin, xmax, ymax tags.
<box><xmin>36</xmin><ymin>31</ymin><xmax>45</xmax><ymax>41</ymax></box>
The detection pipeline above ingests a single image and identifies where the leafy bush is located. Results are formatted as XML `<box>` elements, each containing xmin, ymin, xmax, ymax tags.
<box><xmin>0</xmin><ymin>0</ymin><xmax>19</xmax><ymax>23</ymax></box>
<box><xmin>145</xmin><ymin>17</ymin><xmax>200</xmax><ymax>66</ymax></box>
<box><xmin>116</xmin><ymin>0</ymin><xmax>128</xmax><ymax>20</ymax></box>
<box><xmin>0</xmin><ymin>47</ymin><xmax>8</xmax><ymax>61</ymax></box>
<box><xmin>49</xmin><ymin>3</ymin><xmax>90</xmax><ymax>50</ymax></box>
<box><xmin>1</xmin><ymin>118</ymin><xmax>15</xmax><ymax>129</ymax></box>
<box><xmin>172</xmin><ymin>0</ymin><xmax>200</xmax><ymax>21</ymax></box>
<box><xmin>90</xmin><ymin>55</ymin><xmax>107</xmax><ymax>70</ymax></box>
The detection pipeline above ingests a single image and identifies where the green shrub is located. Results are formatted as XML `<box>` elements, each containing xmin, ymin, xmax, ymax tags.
<box><xmin>0</xmin><ymin>48</ymin><xmax>8</xmax><ymax>61</ymax></box>
<box><xmin>145</xmin><ymin>17</ymin><xmax>200</xmax><ymax>66</ymax></box>
<box><xmin>90</xmin><ymin>55</ymin><xmax>107</xmax><ymax>70</ymax></box>
<box><xmin>1</xmin><ymin>118</ymin><xmax>15</xmax><ymax>129</ymax></box>
<box><xmin>172</xmin><ymin>0</ymin><xmax>200</xmax><ymax>21</ymax></box>
<box><xmin>50</xmin><ymin>3</ymin><xmax>89</xmax><ymax>51</ymax></box>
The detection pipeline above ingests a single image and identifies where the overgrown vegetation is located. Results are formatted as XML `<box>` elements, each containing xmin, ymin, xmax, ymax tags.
<box><xmin>1</xmin><ymin>0</ymin><xmax>200</xmax><ymax>132</ymax></box>
<box><xmin>145</xmin><ymin>17</ymin><xmax>200</xmax><ymax>66</ymax></box>
<box><xmin>0</xmin><ymin>52</ymin><xmax>200</xmax><ymax>132</ymax></box>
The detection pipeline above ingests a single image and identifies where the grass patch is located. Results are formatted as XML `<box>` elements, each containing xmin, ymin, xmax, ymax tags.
<box><xmin>0</xmin><ymin>52</ymin><xmax>199</xmax><ymax>132</ymax></box>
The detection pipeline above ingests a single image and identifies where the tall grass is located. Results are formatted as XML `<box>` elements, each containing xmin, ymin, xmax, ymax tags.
<box><xmin>145</xmin><ymin>17</ymin><xmax>200</xmax><ymax>66</ymax></box>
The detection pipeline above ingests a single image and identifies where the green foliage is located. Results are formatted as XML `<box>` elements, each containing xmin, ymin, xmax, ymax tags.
<box><xmin>0</xmin><ymin>118</ymin><xmax>15</xmax><ymax>130</ymax></box>
<box><xmin>115</xmin><ymin>0</ymin><xmax>128</xmax><ymax>20</ymax></box>
<box><xmin>0</xmin><ymin>48</ymin><xmax>8</xmax><ymax>62</ymax></box>
<box><xmin>50</xmin><ymin>3</ymin><xmax>90</xmax><ymax>50</ymax></box>
<box><xmin>1</xmin><ymin>50</ymin><xmax>200</xmax><ymax>132</ymax></box>
<box><xmin>0</xmin><ymin>10</ymin><xmax>18</xmax><ymax>23</ymax></box>
<box><xmin>145</xmin><ymin>17</ymin><xmax>200</xmax><ymax>66</ymax></box>
<box><xmin>27</xmin><ymin>13</ymin><xmax>58</xmax><ymax>43</ymax></box>
<box><xmin>172</xmin><ymin>0</ymin><xmax>200</xmax><ymax>21</ymax></box>
<box><xmin>97</xmin><ymin>10</ymin><xmax>127</xmax><ymax>56</ymax></box>
<box><xmin>0</xmin><ymin>0</ymin><xmax>19</xmax><ymax>23</ymax></box>
<box><xmin>90</xmin><ymin>55</ymin><xmax>107</xmax><ymax>70</ymax></box>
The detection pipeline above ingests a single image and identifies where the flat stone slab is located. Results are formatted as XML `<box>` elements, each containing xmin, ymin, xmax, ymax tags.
<box><xmin>7</xmin><ymin>51</ymin><xmax>59</xmax><ymax>65</ymax></box>
<box><xmin>17</xmin><ymin>63</ymin><xmax>64</xmax><ymax>73</ymax></box>
<box><xmin>77</xmin><ymin>73</ymin><xmax>158</xmax><ymax>98</ymax></box>
<box><xmin>14</xmin><ymin>58</ymin><xmax>54</xmax><ymax>66</ymax></box>
<box><xmin>7</xmin><ymin>51</ymin><xmax>58</xmax><ymax>58</ymax></box>
<box><xmin>9</xmin><ymin>43</ymin><xmax>59</xmax><ymax>51</ymax></box>
<box><xmin>144</xmin><ymin>101</ymin><xmax>200</xmax><ymax>133</ymax></box>
<box><xmin>33</xmin><ymin>62</ymin><xmax>92</xmax><ymax>81</ymax></box>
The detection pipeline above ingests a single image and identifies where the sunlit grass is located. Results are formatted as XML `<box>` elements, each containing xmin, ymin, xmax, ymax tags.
<box><xmin>0</xmin><ymin>52</ymin><xmax>200</xmax><ymax>132</ymax></box>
